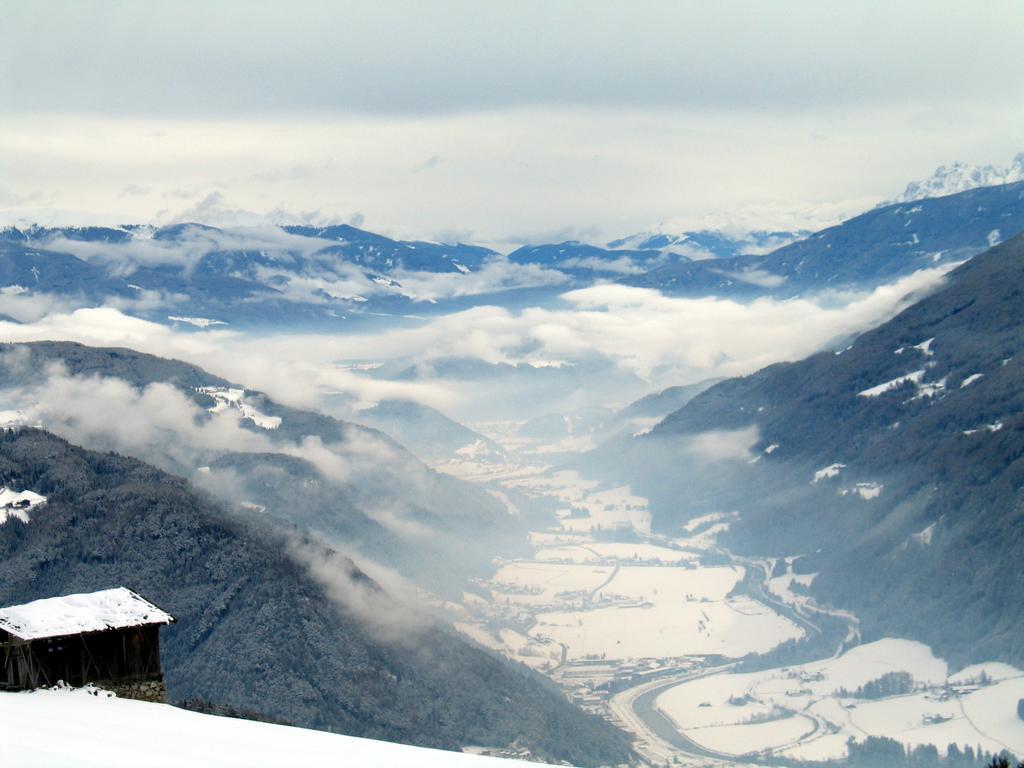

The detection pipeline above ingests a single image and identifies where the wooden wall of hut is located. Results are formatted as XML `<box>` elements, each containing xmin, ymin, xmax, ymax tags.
<box><xmin>0</xmin><ymin>625</ymin><xmax>163</xmax><ymax>691</ymax></box>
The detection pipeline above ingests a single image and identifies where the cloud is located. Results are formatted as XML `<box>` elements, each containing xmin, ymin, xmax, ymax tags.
<box><xmin>0</xmin><ymin>354</ymin><xmax>440</xmax><ymax>640</ymax></box>
<box><xmin>161</xmin><ymin>191</ymin><xmax>300</xmax><ymax>228</ymax></box>
<box><xmin>38</xmin><ymin>222</ymin><xmax>340</xmax><ymax>274</ymax></box>
<box><xmin>501</xmin><ymin>224</ymin><xmax>606</xmax><ymax>248</ymax></box>
<box><xmin>414</xmin><ymin>154</ymin><xmax>442</xmax><ymax>173</ymax></box>
<box><xmin>0</xmin><ymin>188</ymin><xmax>52</xmax><ymax>207</ymax></box>
<box><xmin>4</xmin><ymin>3</ymin><xmax>1022</xmax><ymax>117</ymax></box>
<box><xmin>0</xmin><ymin>287</ymin><xmax>80</xmax><ymax>323</ymax></box>
<box><xmin>682</xmin><ymin>426</ymin><xmax>760</xmax><ymax>462</ymax></box>
<box><xmin>296</xmin><ymin>265</ymin><xmax>951</xmax><ymax>386</ymax></box>
<box><xmin>390</xmin><ymin>258</ymin><xmax>570</xmax><ymax>301</ymax></box>
<box><xmin>36</xmin><ymin>220</ymin><xmax>572</xmax><ymax>304</ymax></box>
<box><xmin>157</xmin><ymin>192</ymin><xmax>353</xmax><ymax>230</ymax></box>
<box><xmin>104</xmin><ymin>287</ymin><xmax>190</xmax><ymax>312</ymax></box>
<box><xmin>0</xmin><ymin>306</ymin><xmax>453</xmax><ymax>413</ymax></box>
<box><xmin>4</xmin><ymin>108</ymin><xmax>1021</xmax><ymax>248</ymax></box>
<box><xmin>0</xmin><ymin>262</ymin><xmax>956</xmax><ymax>423</ymax></box>
<box><xmin>0</xmin><ymin>306</ymin><xmax>234</xmax><ymax>353</ymax></box>
<box><xmin>559</xmin><ymin>255</ymin><xmax>647</xmax><ymax>275</ymax></box>
<box><xmin>643</xmin><ymin>200</ymin><xmax>878</xmax><ymax>242</ymax></box>
<box><xmin>118</xmin><ymin>184</ymin><xmax>151</xmax><ymax>198</ymax></box>
<box><xmin>13</xmin><ymin>370</ymin><xmax>272</xmax><ymax>466</ymax></box>
<box><xmin>712</xmin><ymin>267</ymin><xmax>788</xmax><ymax>289</ymax></box>
<box><xmin>0</xmin><ymin>360</ymin><xmax>437</xmax><ymax>506</ymax></box>
<box><xmin>239</xmin><ymin>165</ymin><xmax>314</xmax><ymax>184</ymax></box>
<box><xmin>287</xmin><ymin>537</ymin><xmax>429</xmax><ymax>644</ymax></box>
<box><xmin>658</xmin><ymin>243</ymin><xmax>718</xmax><ymax>262</ymax></box>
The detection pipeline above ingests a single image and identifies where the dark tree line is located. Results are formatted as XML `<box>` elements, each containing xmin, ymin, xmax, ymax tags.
<box><xmin>838</xmin><ymin>671</ymin><xmax>915</xmax><ymax>699</ymax></box>
<box><xmin>846</xmin><ymin>736</ymin><xmax>1017</xmax><ymax>768</ymax></box>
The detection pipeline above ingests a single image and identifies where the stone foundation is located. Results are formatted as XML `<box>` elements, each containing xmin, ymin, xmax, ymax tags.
<box><xmin>107</xmin><ymin>678</ymin><xmax>168</xmax><ymax>703</ymax></box>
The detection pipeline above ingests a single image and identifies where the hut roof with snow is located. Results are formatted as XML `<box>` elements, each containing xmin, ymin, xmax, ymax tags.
<box><xmin>0</xmin><ymin>587</ymin><xmax>175</xmax><ymax>700</ymax></box>
<box><xmin>0</xmin><ymin>587</ymin><xmax>174</xmax><ymax>641</ymax></box>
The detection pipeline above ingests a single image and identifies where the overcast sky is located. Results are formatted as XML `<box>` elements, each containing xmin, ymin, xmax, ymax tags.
<box><xmin>2</xmin><ymin>1</ymin><xmax>1023</xmax><ymax>245</ymax></box>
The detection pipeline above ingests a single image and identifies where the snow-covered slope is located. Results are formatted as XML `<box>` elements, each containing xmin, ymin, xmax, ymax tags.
<box><xmin>0</xmin><ymin>689</ymin><xmax>535</xmax><ymax>768</ymax></box>
<box><xmin>0</xmin><ymin>486</ymin><xmax>46</xmax><ymax>525</ymax></box>
<box><xmin>892</xmin><ymin>152</ymin><xmax>1024</xmax><ymax>203</ymax></box>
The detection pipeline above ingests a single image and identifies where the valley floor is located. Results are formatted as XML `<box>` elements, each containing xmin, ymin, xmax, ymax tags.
<box><xmin>445</xmin><ymin>424</ymin><xmax>1024</xmax><ymax>767</ymax></box>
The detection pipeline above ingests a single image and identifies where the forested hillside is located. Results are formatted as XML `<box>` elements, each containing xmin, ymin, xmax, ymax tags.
<box><xmin>0</xmin><ymin>429</ymin><xmax>633</xmax><ymax>765</ymax></box>
<box><xmin>0</xmin><ymin>341</ymin><xmax>523</xmax><ymax>595</ymax></box>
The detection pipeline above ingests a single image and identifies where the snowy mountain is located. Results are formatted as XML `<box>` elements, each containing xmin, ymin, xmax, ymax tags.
<box><xmin>4</xmin><ymin>178</ymin><xmax>1023</xmax><ymax>331</ymax></box>
<box><xmin>623</xmin><ymin>180</ymin><xmax>1024</xmax><ymax>296</ymax></box>
<box><xmin>599</xmin><ymin>230</ymin><xmax>1024</xmax><ymax>668</ymax></box>
<box><xmin>607</xmin><ymin>228</ymin><xmax>808</xmax><ymax>260</ymax></box>
<box><xmin>892</xmin><ymin>152</ymin><xmax>1024</xmax><ymax>203</ymax></box>
<box><xmin>503</xmin><ymin>230</ymin><xmax>807</xmax><ymax>284</ymax></box>
<box><xmin>0</xmin><ymin>223</ymin><xmax>549</xmax><ymax>330</ymax></box>
<box><xmin>506</xmin><ymin>241</ymin><xmax>662</xmax><ymax>278</ymax></box>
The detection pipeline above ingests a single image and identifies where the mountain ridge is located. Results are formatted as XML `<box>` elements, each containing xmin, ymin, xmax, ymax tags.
<box><xmin>619</xmin><ymin>231</ymin><xmax>1024</xmax><ymax>667</ymax></box>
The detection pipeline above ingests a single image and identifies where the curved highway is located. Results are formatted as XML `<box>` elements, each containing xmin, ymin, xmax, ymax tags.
<box><xmin>609</xmin><ymin>552</ymin><xmax>861</xmax><ymax>765</ymax></box>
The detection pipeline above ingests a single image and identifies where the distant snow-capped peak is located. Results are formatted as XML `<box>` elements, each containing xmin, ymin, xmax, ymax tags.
<box><xmin>607</xmin><ymin>229</ymin><xmax>808</xmax><ymax>260</ymax></box>
<box><xmin>892</xmin><ymin>152</ymin><xmax>1024</xmax><ymax>203</ymax></box>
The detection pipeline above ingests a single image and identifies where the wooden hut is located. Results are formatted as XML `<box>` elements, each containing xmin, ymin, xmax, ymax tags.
<box><xmin>0</xmin><ymin>587</ymin><xmax>175</xmax><ymax>702</ymax></box>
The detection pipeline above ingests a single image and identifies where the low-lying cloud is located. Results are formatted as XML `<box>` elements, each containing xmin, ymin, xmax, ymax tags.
<box><xmin>0</xmin><ymin>262</ymin><xmax>955</xmax><ymax>422</ymax></box>
<box><xmin>682</xmin><ymin>426</ymin><xmax>760</xmax><ymax>463</ymax></box>
<box><xmin>390</xmin><ymin>258</ymin><xmax>569</xmax><ymax>301</ymax></box>
<box><xmin>34</xmin><ymin>224</ymin><xmax>570</xmax><ymax>304</ymax></box>
<box><xmin>0</xmin><ymin>361</ymin><xmax>465</xmax><ymax>576</ymax></box>
<box><xmin>279</xmin><ymin>265</ymin><xmax>952</xmax><ymax>384</ymax></box>
<box><xmin>40</xmin><ymin>224</ymin><xmax>339</xmax><ymax>274</ymax></box>
<box><xmin>288</xmin><ymin>537</ymin><xmax>430</xmax><ymax>644</ymax></box>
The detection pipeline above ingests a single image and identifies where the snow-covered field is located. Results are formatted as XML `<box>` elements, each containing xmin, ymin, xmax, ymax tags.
<box><xmin>490</xmin><ymin>560</ymin><xmax>614</xmax><ymax>605</ymax></box>
<box><xmin>196</xmin><ymin>386</ymin><xmax>282</xmax><ymax>429</ymax></box>
<box><xmin>533</xmin><ymin>590</ymin><xmax>800</xmax><ymax>661</ymax></box>
<box><xmin>687</xmin><ymin>715</ymin><xmax>817</xmax><ymax>756</ymax></box>
<box><xmin>0</xmin><ymin>689</ymin><xmax>533</xmax><ymax>768</ymax></box>
<box><xmin>0</xmin><ymin>486</ymin><xmax>46</xmax><ymax>524</ymax></box>
<box><xmin>655</xmin><ymin>638</ymin><xmax>1024</xmax><ymax>761</ymax></box>
<box><xmin>481</xmin><ymin>536</ymin><xmax>802</xmax><ymax>663</ymax></box>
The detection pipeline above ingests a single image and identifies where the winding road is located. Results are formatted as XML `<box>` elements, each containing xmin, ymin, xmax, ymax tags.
<box><xmin>609</xmin><ymin>665</ymin><xmax>740</xmax><ymax>765</ymax></box>
<box><xmin>584</xmin><ymin>551</ymin><xmax>620</xmax><ymax>606</ymax></box>
<box><xmin>608</xmin><ymin>552</ymin><xmax>861</xmax><ymax>766</ymax></box>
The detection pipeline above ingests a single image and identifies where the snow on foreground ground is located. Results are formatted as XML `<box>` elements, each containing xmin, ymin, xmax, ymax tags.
<box><xmin>0</xmin><ymin>689</ymin><xmax>537</xmax><ymax>768</ymax></box>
